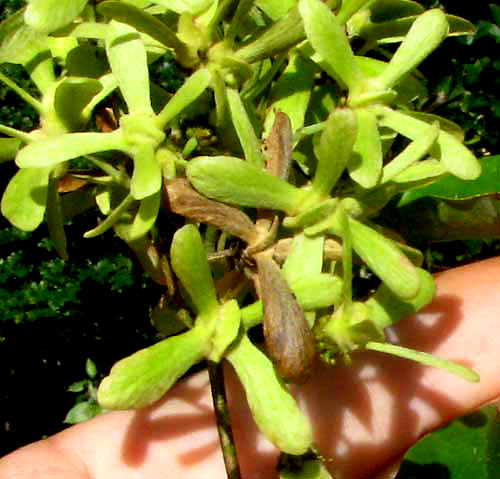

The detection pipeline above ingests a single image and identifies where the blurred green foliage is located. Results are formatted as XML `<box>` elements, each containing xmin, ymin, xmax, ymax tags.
<box><xmin>0</xmin><ymin>1</ymin><xmax>38</xmax><ymax>131</ymax></box>
<box><xmin>398</xmin><ymin>404</ymin><xmax>500</xmax><ymax>479</ymax></box>
<box><xmin>64</xmin><ymin>358</ymin><xmax>104</xmax><ymax>425</ymax></box>
<box><xmin>0</xmin><ymin>230</ymin><xmax>136</xmax><ymax>325</ymax></box>
<box><xmin>419</xmin><ymin>1</ymin><xmax>500</xmax><ymax>155</ymax></box>
<box><xmin>0</xmin><ymin>215</ymin><xmax>162</xmax><ymax>456</ymax></box>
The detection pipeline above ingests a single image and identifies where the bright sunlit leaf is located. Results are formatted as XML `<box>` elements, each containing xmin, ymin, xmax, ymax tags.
<box><xmin>25</xmin><ymin>0</ymin><xmax>88</xmax><ymax>33</ymax></box>
<box><xmin>170</xmin><ymin>224</ymin><xmax>219</xmax><ymax>315</ymax></box>
<box><xmin>98</xmin><ymin>325</ymin><xmax>210</xmax><ymax>409</ymax></box>
<box><xmin>106</xmin><ymin>20</ymin><xmax>153</xmax><ymax>114</ymax></box>
<box><xmin>227</xmin><ymin>334</ymin><xmax>313</xmax><ymax>454</ymax></box>
<box><xmin>1</xmin><ymin>166</ymin><xmax>51</xmax><ymax>231</ymax></box>
<box><xmin>16</xmin><ymin>130</ymin><xmax>124</xmax><ymax>168</ymax></box>
<box><xmin>187</xmin><ymin>156</ymin><xmax>307</xmax><ymax>215</ymax></box>
<box><xmin>366</xmin><ymin>342</ymin><xmax>480</xmax><ymax>382</ymax></box>
<box><xmin>299</xmin><ymin>0</ymin><xmax>364</xmax><ymax>90</ymax></box>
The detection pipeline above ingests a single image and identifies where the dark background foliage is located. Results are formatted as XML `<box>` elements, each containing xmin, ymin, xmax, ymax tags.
<box><xmin>0</xmin><ymin>0</ymin><xmax>498</xmax><ymax>470</ymax></box>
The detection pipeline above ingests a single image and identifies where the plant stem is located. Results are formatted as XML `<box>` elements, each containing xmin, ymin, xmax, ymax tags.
<box><xmin>207</xmin><ymin>361</ymin><xmax>241</xmax><ymax>479</ymax></box>
<box><xmin>293</xmin><ymin>121</ymin><xmax>326</xmax><ymax>144</ymax></box>
<box><xmin>0</xmin><ymin>71</ymin><xmax>43</xmax><ymax>112</ymax></box>
<box><xmin>207</xmin><ymin>0</ymin><xmax>237</xmax><ymax>40</ymax></box>
<box><xmin>0</xmin><ymin>124</ymin><xmax>33</xmax><ymax>143</ymax></box>
<box><xmin>85</xmin><ymin>155</ymin><xmax>130</xmax><ymax>187</ymax></box>
<box><xmin>83</xmin><ymin>193</ymin><xmax>134</xmax><ymax>238</ymax></box>
<box><xmin>236</xmin><ymin>7</ymin><xmax>305</xmax><ymax>64</ymax></box>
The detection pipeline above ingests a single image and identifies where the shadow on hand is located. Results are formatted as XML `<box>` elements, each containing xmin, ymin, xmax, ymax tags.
<box><xmin>120</xmin><ymin>364</ymin><xmax>279</xmax><ymax>477</ymax></box>
<box><xmin>297</xmin><ymin>293</ymin><xmax>469</xmax><ymax>478</ymax></box>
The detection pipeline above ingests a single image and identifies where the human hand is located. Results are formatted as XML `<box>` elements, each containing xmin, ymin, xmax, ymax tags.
<box><xmin>2</xmin><ymin>257</ymin><xmax>500</xmax><ymax>479</ymax></box>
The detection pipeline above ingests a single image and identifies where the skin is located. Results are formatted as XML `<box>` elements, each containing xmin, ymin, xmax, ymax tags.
<box><xmin>2</xmin><ymin>256</ymin><xmax>500</xmax><ymax>479</ymax></box>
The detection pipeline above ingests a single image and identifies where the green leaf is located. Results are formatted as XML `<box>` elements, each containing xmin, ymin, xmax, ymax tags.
<box><xmin>390</xmin><ymin>158</ymin><xmax>446</xmax><ymax>184</ymax></box>
<box><xmin>1</xmin><ymin>166</ymin><xmax>51</xmax><ymax>231</ymax></box>
<box><xmin>355</xmin><ymin>56</ymin><xmax>427</xmax><ymax>106</ymax></box>
<box><xmin>393</xmin><ymin>196</ymin><xmax>500</xmax><ymax>243</ymax></box>
<box><xmin>369</xmin><ymin>9</ymin><xmax>449</xmax><ymax>90</ymax></box>
<box><xmin>337</xmin><ymin>0</ymin><xmax>373</xmax><ymax>24</ymax></box>
<box><xmin>347</xmin><ymin>108</ymin><xmax>382</xmax><ymax>188</ymax></box>
<box><xmin>83</xmin><ymin>193</ymin><xmax>134</xmax><ymax>239</ymax></box>
<box><xmin>170</xmin><ymin>224</ymin><xmax>218</xmax><ymax>315</ymax></box>
<box><xmin>67</xmin><ymin>380</ymin><xmax>89</xmax><ymax>393</ymax></box>
<box><xmin>240</xmin><ymin>273</ymin><xmax>343</xmax><ymax>331</ymax></box>
<box><xmin>130</xmin><ymin>143</ymin><xmax>162</xmax><ymax>199</ymax></box>
<box><xmin>299</xmin><ymin>0</ymin><xmax>364</xmax><ymax>90</ymax></box>
<box><xmin>65</xmin><ymin>44</ymin><xmax>109</xmax><ymax>78</ymax></box>
<box><xmin>365</xmin><ymin>342</ymin><xmax>479</xmax><ymax>382</ymax></box>
<box><xmin>0</xmin><ymin>8</ymin><xmax>49</xmax><ymax>65</ymax></box>
<box><xmin>366</xmin><ymin>268</ymin><xmax>435</xmax><ymax>329</ymax></box>
<box><xmin>97</xmin><ymin>325</ymin><xmax>210</xmax><ymax>409</ymax></box>
<box><xmin>401</xmin><ymin>404</ymin><xmax>500</xmax><ymax>479</ymax></box>
<box><xmin>0</xmin><ymin>138</ymin><xmax>21</xmax><ymax>162</ymax></box>
<box><xmin>282</xmin><ymin>233</ymin><xmax>324</xmax><ymax>283</ymax></box>
<box><xmin>25</xmin><ymin>0</ymin><xmax>88</xmax><ymax>33</ymax></box>
<box><xmin>208</xmin><ymin>299</ymin><xmax>241</xmax><ymax>362</ymax></box>
<box><xmin>83</xmin><ymin>74</ymin><xmax>118</xmax><ymax>119</ymax></box>
<box><xmin>149</xmin><ymin>0</ymin><xmax>214</xmax><ymax>16</ymax></box>
<box><xmin>353</xmin><ymin>11</ymin><xmax>471</xmax><ymax>45</ymax></box>
<box><xmin>375</xmin><ymin>105</ymin><xmax>481</xmax><ymax>180</ymax></box>
<box><xmin>236</xmin><ymin>7</ymin><xmax>305</xmax><ymax>64</ymax></box>
<box><xmin>225</xmin><ymin>0</ymin><xmax>259</xmax><ymax>43</ymax></box>
<box><xmin>106</xmin><ymin>20</ymin><xmax>153</xmax><ymax>114</ymax></box>
<box><xmin>187</xmin><ymin>156</ymin><xmax>307</xmax><ymax>214</ymax></box>
<box><xmin>156</xmin><ymin>68</ymin><xmax>211</xmax><ymax>128</ymax></box>
<box><xmin>16</xmin><ymin>130</ymin><xmax>124</xmax><ymax>168</ymax></box>
<box><xmin>97</xmin><ymin>1</ymin><xmax>189</xmax><ymax>56</ymax></box>
<box><xmin>226</xmin><ymin>87</ymin><xmax>265</xmax><ymax>168</ymax></box>
<box><xmin>404</xmin><ymin>111</ymin><xmax>465</xmax><ymax>142</ymax></box>
<box><xmin>151</xmin><ymin>304</ymin><xmax>191</xmax><ymax>337</ymax></box>
<box><xmin>128</xmin><ymin>191</ymin><xmax>161</xmax><ymax>240</ymax></box>
<box><xmin>256</xmin><ymin>0</ymin><xmax>297</xmax><ymax>20</ymax></box>
<box><xmin>348</xmin><ymin>216</ymin><xmax>421</xmax><ymax>300</ymax></box>
<box><xmin>284</xmin><ymin>198</ymin><xmax>338</xmax><ymax>230</ymax></box>
<box><xmin>446</xmin><ymin>14</ymin><xmax>476</xmax><ymax>36</ymax></box>
<box><xmin>86</xmin><ymin>358</ymin><xmax>98</xmax><ymax>378</ymax></box>
<box><xmin>382</xmin><ymin>121</ymin><xmax>439</xmax><ymax>183</ymax></box>
<box><xmin>64</xmin><ymin>401</ymin><xmax>102</xmax><ymax>424</ymax></box>
<box><xmin>54</xmin><ymin>77</ymin><xmax>103</xmax><ymax>131</ymax></box>
<box><xmin>364</xmin><ymin>0</ymin><xmax>424</xmax><ymax>22</ymax></box>
<box><xmin>399</xmin><ymin>156</ymin><xmax>500</xmax><ymax>206</ymax></box>
<box><xmin>312</xmin><ymin>108</ymin><xmax>357</xmax><ymax>198</ymax></box>
<box><xmin>265</xmin><ymin>53</ymin><xmax>316</xmax><ymax>132</ymax></box>
<box><xmin>226</xmin><ymin>334</ymin><xmax>313</xmax><ymax>454</ymax></box>
<box><xmin>57</xmin><ymin>21</ymin><xmax>110</xmax><ymax>39</ymax></box>
<box><xmin>289</xmin><ymin>273</ymin><xmax>343</xmax><ymax>311</ymax></box>
<box><xmin>321</xmin><ymin>301</ymin><xmax>384</xmax><ymax>354</ymax></box>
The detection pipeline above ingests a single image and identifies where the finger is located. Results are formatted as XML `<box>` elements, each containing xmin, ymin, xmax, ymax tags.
<box><xmin>297</xmin><ymin>256</ymin><xmax>500</xmax><ymax>478</ymax></box>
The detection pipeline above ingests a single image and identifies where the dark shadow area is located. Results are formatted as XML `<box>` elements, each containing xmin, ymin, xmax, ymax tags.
<box><xmin>118</xmin><ymin>366</ymin><xmax>279</xmax><ymax>475</ymax></box>
<box><xmin>396</xmin><ymin>460</ymin><xmax>451</xmax><ymax>479</ymax></box>
<box><xmin>0</xmin><ymin>209</ymin><xmax>163</xmax><ymax>457</ymax></box>
<box><xmin>458</xmin><ymin>408</ymin><xmax>489</xmax><ymax>428</ymax></box>
<box><xmin>121</xmin><ymin>379</ymin><xmax>214</xmax><ymax>467</ymax></box>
